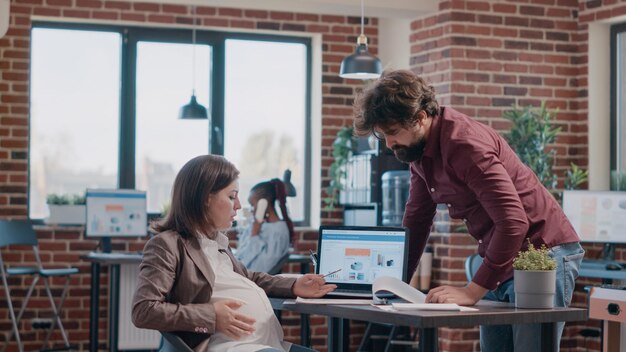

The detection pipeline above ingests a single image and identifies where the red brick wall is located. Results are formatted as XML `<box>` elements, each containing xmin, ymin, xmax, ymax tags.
<box><xmin>0</xmin><ymin>1</ymin><xmax>376</xmax><ymax>351</ymax></box>
<box><xmin>3</xmin><ymin>0</ymin><xmax>626</xmax><ymax>351</ymax></box>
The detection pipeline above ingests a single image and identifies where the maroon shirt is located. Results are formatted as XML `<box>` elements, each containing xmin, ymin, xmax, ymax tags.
<box><xmin>403</xmin><ymin>106</ymin><xmax>580</xmax><ymax>290</ymax></box>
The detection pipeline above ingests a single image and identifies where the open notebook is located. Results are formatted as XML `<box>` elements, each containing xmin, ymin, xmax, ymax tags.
<box><xmin>316</xmin><ymin>225</ymin><xmax>409</xmax><ymax>298</ymax></box>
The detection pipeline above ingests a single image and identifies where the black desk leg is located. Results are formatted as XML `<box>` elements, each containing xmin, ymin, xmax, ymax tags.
<box><xmin>328</xmin><ymin>317</ymin><xmax>343</xmax><ymax>352</ymax></box>
<box><xmin>300</xmin><ymin>262</ymin><xmax>310</xmax><ymax>347</ymax></box>
<box><xmin>89</xmin><ymin>262</ymin><xmax>100</xmax><ymax>352</ymax></box>
<box><xmin>301</xmin><ymin>313</ymin><xmax>310</xmax><ymax>346</ymax></box>
<box><xmin>419</xmin><ymin>328</ymin><xmax>438</xmax><ymax>352</ymax></box>
<box><xmin>109</xmin><ymin>264</ymin><xmax>120</xmax><ymax>352</ymax></box>
<box><xmin>540</xmin><ymin>322</ymin><xmax>558</xmax><ymax>352</ymax></box>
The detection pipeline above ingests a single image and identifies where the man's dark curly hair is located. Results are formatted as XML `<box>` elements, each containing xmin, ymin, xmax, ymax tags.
<box><xmin>353</xmin><ymin>69</ymin><xmax>439</xmax><ymax>137</ymax></box>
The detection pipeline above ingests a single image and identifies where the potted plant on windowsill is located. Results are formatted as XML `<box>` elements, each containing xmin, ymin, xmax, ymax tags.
<box><xmin>45</xmin><ymin>193</ymin><xmax>87</xmax><ymax>225</ymax></box>
<box><xmin>512</xmin><ymin>240</ymin><xmax>557</xmax><ymax>308</ymax></box>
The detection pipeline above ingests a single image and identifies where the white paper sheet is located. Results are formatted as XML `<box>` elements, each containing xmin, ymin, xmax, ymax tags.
<box><xmin>373</xmin><ymin>276</ymin><xmax>478</xmax><ymax>311</ymax></box>
<box><xmin>392</xmin><ymin>302</ymin><xmax>479</xmax><ymax>312</ymax></box>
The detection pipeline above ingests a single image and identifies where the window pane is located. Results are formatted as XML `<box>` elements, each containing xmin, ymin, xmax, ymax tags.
<box><xmin>224</xmin><ymin>40</ymin><xmax>307</xmax><ymax>223</ymax></box>
<box><xmin>30</xmin><ymin>28</ymin><xmax>121</xmax><ymax>219</ymax></box>
<box><xmin>135</xmin><ymin>42</ymin><xmax>211</xmax><ymax>213</ymax></box>
<box><xmin>618</xmin><ymin>31</ymin><xmax>626</xmax><ymax>171</ymax></box>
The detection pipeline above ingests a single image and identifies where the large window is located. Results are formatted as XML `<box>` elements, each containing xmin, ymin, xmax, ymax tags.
<box><xmin>612</xmin><ymin>24</ymin><xmax>626</xmax><ymax>180</ymax></box>
<box><xmin>30</xmin><ymin>28</ymin><xmax>121</xmax><ymax>218</ymax></box>
<box><xmin>224</xmin><ymin>39</ymin><xmax>308</xmax><ymax>221</ymax></box>
<box><xmin>29</xmin><ymin>24</ymin><xmax>311</xmax><ymax>225</ymax></box>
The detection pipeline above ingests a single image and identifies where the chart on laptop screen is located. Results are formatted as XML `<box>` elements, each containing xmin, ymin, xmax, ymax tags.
<box><xmin>318</xmin><ymin>227</ymin><xmax>407</xmax><ymax>284</ymax></box>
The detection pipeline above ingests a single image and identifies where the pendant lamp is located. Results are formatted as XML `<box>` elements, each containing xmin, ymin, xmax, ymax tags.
<box><xmin>339</xmin><ymin>0</ymin><xmax>382</xmax><ymax>80</ymax></box>
<box><xmin>179</xmin><ymin>6</ymin><xmax>208</xmax><ymax>119</ymax></box>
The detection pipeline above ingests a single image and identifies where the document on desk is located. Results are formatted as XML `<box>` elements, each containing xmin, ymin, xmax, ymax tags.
<box><xmin>294</xmin><ymin>297</ymin><xmax>372</xmax><ymax>305</ymax></box>
<box><xmin>373</xmin><ymin>276</ymin><xmax>479</xmax><ymax>312</ymax></box>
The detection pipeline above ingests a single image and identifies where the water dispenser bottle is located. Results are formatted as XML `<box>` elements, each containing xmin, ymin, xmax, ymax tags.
<box><xmin>381</xmin><ymin>170</ymin><xmax>410</xmax><ymax>226</ymax></box>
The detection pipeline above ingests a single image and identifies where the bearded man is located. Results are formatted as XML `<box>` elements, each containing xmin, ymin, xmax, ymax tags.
<box><xmin>353</xmin><ymin>69</ymin><xmax>583</xmax><ymax>352</ymax></box>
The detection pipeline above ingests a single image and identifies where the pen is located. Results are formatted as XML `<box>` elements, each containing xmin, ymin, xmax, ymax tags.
<box><xmin>309</xmin><ymin>249</ymin><xmax>318</xmax><ymax>266</ymax></box>
<box><xmin>321</xmin><ymin>268</ymin><xmax>342</xmax><ymax>278</ymax></box>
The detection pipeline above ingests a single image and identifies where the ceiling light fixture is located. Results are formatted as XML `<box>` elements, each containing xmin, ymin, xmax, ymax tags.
<box><xmin>179</xmin><ymin>6</ymin><xmax>208</xmax><ymax>119</ymax></box>
<box><xmin>339</xmin><ymin>0</ymin><xmax>382</xmax><ymax>80</ymax></box>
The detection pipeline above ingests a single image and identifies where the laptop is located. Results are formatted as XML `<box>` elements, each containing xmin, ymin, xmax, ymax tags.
<box><xmin>316</xmin><ymin>225</ymin><xmax>409</xmax><ymax>298</ymax></box>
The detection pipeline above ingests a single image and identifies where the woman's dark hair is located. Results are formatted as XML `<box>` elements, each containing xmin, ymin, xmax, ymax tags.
<box><xmin>250</xmin><ymin>179</ymin><xmax>295</xmax><ymax>244</ymax></box>
<box><xmin>152</xmin><ymin>154</ymin><xmax>239</xmax><ymax>239</ymax></box>
<box><xmin>353</xmin><ymin>69</ymin><xmax>439</xmax><ymax>137</ymax></box>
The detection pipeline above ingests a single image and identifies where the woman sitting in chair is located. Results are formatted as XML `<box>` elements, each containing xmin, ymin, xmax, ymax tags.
<box><xmin>132</xmin><ymin>155</ymin><xmax>335</xmax><ymax>352</ymax></box>
<box><xmin>235</xmin><ymin>179</ymin><xmax>293</xmax><ymax>273</ymax></box>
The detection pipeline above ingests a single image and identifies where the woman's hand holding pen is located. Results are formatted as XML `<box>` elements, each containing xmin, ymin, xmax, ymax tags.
<box><xmin>292</xmin><ymin>273</ymin><xmax>337</xmax><ymax>298</ymax></box>
<box><xmin>214</xmin><ymin>300</ymin><xmax>256</xmax><ymax>339</ymax></box>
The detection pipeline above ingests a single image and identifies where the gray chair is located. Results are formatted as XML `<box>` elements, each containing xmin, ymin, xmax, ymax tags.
<box><xmin>0</xmin><ymin>219</ymin><xmax>78</xmax><ymax>352</ymax></box>
<box><xmin>465</xmin><ymin>253</ymin><xmax>483</xmax><ymax>281</ymax></box>
<box><xmin>160</xmin><ymin>332</ymin><xmax>194</xmax><ymax>352</ymax></box>
<box><xmin>267</xmin><ymin>252</ymin><xmax>291</xmax><ymax>275</ymax></box>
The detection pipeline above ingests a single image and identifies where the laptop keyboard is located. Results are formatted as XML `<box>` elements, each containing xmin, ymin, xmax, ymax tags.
<box><xmin>327</xmin><ymin>289</ymin><xmax>373</xmax><ymax>297</ymax></box>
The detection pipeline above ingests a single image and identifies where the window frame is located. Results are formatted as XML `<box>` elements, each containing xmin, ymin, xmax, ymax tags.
<box><xmin>610</xmin><ymin>22</ymin><xmax>626</xmax><ymax>174</ymax></box>
<box><xmin>29</xmin><ymin>21</ymin><xmax>313</xmax><ymax>226</ymax></box>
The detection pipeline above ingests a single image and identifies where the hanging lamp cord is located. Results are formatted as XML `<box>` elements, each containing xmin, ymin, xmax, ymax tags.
<box><xmin>191</xmin><ymin>5</ymin><xmax>197</xmax><ymax>95</ymax></box>
<box><xmin>360</xmin><ymin>0</ymin><xmax>364</xmax><ymax>36</ymax></box>
<box><xmin>357</xmin><ymin>0</ymin><xmax>367</xmax><ymax>45</ymax></box>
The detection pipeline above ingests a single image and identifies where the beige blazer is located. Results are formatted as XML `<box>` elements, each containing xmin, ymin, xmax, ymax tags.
<box><xmin>131</xmin><ymin>230</ymin><xmax>297</xmax><ymax>351</ymax></box>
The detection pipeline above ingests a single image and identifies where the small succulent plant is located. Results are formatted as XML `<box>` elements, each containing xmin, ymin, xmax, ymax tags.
<box><xmin>512</xmin><ymin>240</ymin><xmax>557</xmax><ymax>271</ymax></box>
<box><xmin>46</xmin><ymin>193</ymin><xmax>86</xmax><ymax>205</ymax></box>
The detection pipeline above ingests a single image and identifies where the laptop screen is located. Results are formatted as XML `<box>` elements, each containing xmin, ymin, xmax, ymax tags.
<box><xmin>316</xmin><ymin>226</ymin><xmax>409</xmax><ymax>292</ymax></box>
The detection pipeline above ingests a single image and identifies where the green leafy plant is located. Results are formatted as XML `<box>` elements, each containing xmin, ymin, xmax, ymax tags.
<box><xmin>323</xmin><ymin>126</ymin><xmax>357</xmax><ymax>210</ymax></box>
<box><xmin>512</xmin><ymin>240</ymin><xmax>557</xmax><ymax>271</ymax></box>
<box><xmin>46</xmin><ymin>193</ymin><xmax>85</xmax><ymax>205</ymax></box>
<box><xmin>503</xmin><ymin>102</ymin><xmax>560</xmax><ymax>190</ymax></box>
<box><xmin>565</xmin><ymin>162</ymin><xmax>589</xmax><ymax>190</ymax></box>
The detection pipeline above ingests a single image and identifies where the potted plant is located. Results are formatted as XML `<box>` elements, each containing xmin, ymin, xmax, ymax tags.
<box><xmin>512</xmin><ymin>240</ymin><xmax>557</xmax><ymax>308</ymax></box>
<box><xmin>45</xmin><ymin>193</ymin><xmax>87</xmax><ymax>225</ymax></box>
<box><xmin>323</xmin><ymin>126</ymin><xmax>357</xmax><ymax>210</ymax></box>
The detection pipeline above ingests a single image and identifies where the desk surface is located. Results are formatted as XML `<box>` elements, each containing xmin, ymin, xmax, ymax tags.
<box><xmin>580</xmin><ymin>260</ymin><xmax>626</xmax><ymax>280</ymax></box>
<box><xmin>81</xmin><ymin>252</ymin><xmax>143</xmax><ymax>265</ymax></box>
<box><xmin>269</xmin><ymin>299</ymin><xmax>587</xmax><ymax>329</ymax></box>
<box><xmin>81</xmin><ymin>251</ymin><xmax>311</xmax><ymax>265</ymax></box>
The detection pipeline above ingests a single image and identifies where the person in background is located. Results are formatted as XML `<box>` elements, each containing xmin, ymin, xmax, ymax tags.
<box><xmin>235</xmin><ymin>179</ymin><xmax>293</xmax><ymax>273</ymax></box>
<box><xmin>132</xmin><ymin>155</ymin><xmax>335</xmax><ymax>352</ymax></box>
<box><xmin>352</xmin><ymin>69</ymin><xmax>584</xmax><ymax>352</ymax></box>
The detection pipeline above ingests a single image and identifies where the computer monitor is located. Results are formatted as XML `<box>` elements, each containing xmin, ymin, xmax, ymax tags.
<box><xmin>562</xmin><ymin>190</ymin><xmax>626</xmax><ymax>260</ymax></box>
<box><xmin>85</xmin><ymin>189</ymin><xmax>148</xmax><ymax>240</ymax></box>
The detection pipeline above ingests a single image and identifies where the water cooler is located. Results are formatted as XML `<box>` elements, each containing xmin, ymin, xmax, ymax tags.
<box><xmin>381</xmin><ymin>170</ymin><xmax>411</xmax><ymax>226</ymax></box>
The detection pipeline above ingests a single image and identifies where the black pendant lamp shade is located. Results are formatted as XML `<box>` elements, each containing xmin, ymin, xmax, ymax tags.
<box><xmin>179</xmin><ymin>6</ymin><xmax>208</xmax><ymax>120</ymax></box>
<box><xmin>339</xmin><ymin>35</ymin><xmax>382</xmax><ymax>80</ymax></box>
<box><xmin>179</xmin><ymin>93</ymin><xmax>208</xmax><ymax>119</ymax></box>
<box><xmin>339</xmin><ymin>0</ymin><xmax>382</xmax><ymax>80</ymax></box>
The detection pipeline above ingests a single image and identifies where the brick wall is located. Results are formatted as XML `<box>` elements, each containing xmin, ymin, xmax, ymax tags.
<box><xmin>0</xmin><ymin>1</ymin><xmax>377</xmax><ymax>351</ymax></box>
<box><xmin>3</xmin><ymin>0</ymin><xmax>626</xmax><ymax>351</ymax></box>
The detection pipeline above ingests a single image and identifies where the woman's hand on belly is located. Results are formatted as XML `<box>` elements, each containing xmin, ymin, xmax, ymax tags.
<box><xmin>214</xmin><ymin>300</ymin><xmax>257</xmax><ymax>339</ymax></box>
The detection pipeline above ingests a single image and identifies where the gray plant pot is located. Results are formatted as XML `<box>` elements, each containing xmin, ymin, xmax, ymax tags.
<box><xmin>513</xmin><ymin>269</ymin><xmax>556</xmax><ymax>309</ymax></box>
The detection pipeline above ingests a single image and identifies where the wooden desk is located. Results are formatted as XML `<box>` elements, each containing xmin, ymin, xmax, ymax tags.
<box><xmin>270</xmin><ymin>299</ymin><xmax>587</xmax><ymax>352</ymax></box>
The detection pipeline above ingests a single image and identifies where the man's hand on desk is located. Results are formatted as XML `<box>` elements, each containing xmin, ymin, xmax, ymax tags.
<box><xmin>425</xmin><ymin>282</ymin><xmax>488</xmax><ymax>306</ymax></box>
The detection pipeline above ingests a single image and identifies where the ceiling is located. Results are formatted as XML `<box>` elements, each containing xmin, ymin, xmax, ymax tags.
<box><xmin>129</xmin><ymin>0</ymin><xmax>439</xmax><ymax>19</ymax></box>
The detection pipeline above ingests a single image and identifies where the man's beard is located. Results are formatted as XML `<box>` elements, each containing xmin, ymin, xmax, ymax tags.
<box><xmin>392</xmin><ymin>138</ymin><xmax>427</xmax><ymax>163</ymax></box>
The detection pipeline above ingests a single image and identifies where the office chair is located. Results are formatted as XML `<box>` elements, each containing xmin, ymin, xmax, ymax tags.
<box><xmin>465</xmin><ymin>253</ymin><xmax>483</xmax><ymax>281</ymax></box>
<box><xmin>267</xmin><ymin>252</ymin><xmax>291</xmax><ymax>275</ymax></box>
<box><xmin>0</xmin><ymin>219</ymin><xmax>79</xmax><ymax>352</ymax></box>
<box><xmin>160</xmin><ymin>332</ymin><xmax>194</xmax><ymax>352</ymax></box>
